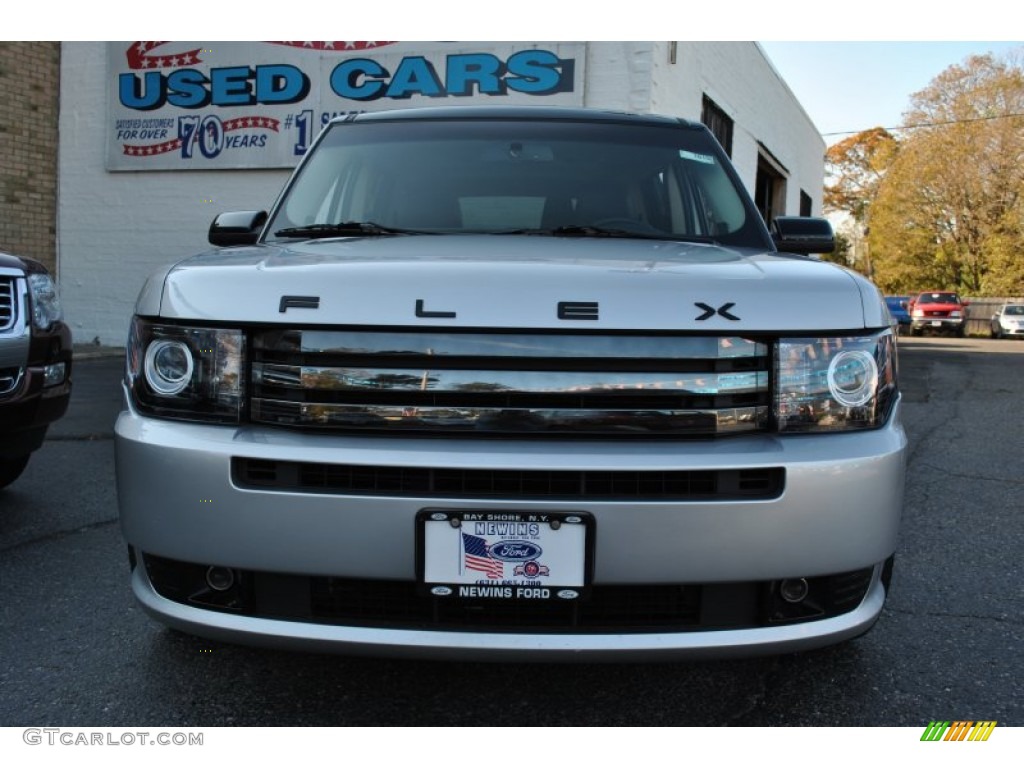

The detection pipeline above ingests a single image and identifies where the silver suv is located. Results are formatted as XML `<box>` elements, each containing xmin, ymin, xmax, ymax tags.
<box><xmin>116</xmin><ymin>107</ymin><xmax>906</xmax><ymax>660</ymax></box>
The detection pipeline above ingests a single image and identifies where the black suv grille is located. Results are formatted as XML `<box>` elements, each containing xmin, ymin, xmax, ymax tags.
<box><xmin>0</xmin><ymin>277</ymin><xmax>15</xmax><ymax>331</ymax></box>
<box><xmin>249</xmin><ymin>329</ymin><xmax>771</xmax><ymax>438</ymax></box>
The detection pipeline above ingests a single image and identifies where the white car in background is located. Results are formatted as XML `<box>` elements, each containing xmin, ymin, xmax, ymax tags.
<box><xmin>990</xmin><ymin>303</ymin><xmax>1024</xmax><ymax>338</ymax></box>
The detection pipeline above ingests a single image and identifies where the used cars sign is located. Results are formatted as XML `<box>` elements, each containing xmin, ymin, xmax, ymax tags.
<box><xmin>107</xmin><ymin>41</ymin><xmax>584</xmax><ymax>171</ymax></box>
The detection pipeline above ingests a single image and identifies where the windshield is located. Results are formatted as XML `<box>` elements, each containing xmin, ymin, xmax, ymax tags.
<box><xmin>1003</xmin><ymin>305</ymin><xmax>1024</xmax><ymax>316</ymax></box>
<box><xmin>917</xmin><ymin>292</ymin><xmax>961</xmax><ymax>304</ymax></box>
<box><xmin>264</xmin><ymin>117</ymin><xmax>770</xmax><ymax>248</ymax></box>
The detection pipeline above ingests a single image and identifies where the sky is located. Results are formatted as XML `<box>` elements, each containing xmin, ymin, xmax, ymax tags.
<box><xmin>759</xmin><ymin>41</ymin><xmax>1022</xmax><ymax>144</ymax></box>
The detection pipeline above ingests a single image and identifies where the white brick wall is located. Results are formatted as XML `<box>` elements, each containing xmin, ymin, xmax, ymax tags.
<box><xmin>649</xmin><ymin>42</ymin><xmax>825</xmax><ymax>212</ymax></box>
<box><xmin>58</xmin><ymin>41</ymin><xmax>824</xmax><ymax>345</ymax></box>
<box><xmin>581</xmin><ymin>42</ymin><xmax>655</xmax><ymax>111</ymax></box>
<box><xmin>58</xmin><ymin>43</ymin><xmax>290</xmax><ymax>345</ymax></box>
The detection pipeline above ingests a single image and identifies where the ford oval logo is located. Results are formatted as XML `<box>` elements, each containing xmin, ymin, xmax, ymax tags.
<box><xmin>564</xmin><ymin>515</ymin><xmax>582</xmax><ymax>524</ymax></box>
<box><xmin>430</xmin><ymin>513</ymin><xmax>448</xmax><ymax>521</ymax></box>
<box><xmin>431</xmin><ymin>586</ymin><xmax>453</xmax><ymax>596</ymax></box>
<box><xmin>487</xmin><ymin>540</ymin><xmax>542</xmax><ymax>562</ymax></box>
<box><xmin>557</xmin><ymin>589</ymin><xmax>579</xmax><ymax>600</ymax></box>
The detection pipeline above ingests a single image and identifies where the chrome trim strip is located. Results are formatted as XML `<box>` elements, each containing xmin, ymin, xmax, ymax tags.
<box><xmin>262</xmin><ymin>330</ymin><xmax>768</xmax><ymax>360</ymax></box>
<box><xmin>251</xmin><ymin>399</ymin><xmax>767</xmax><ymax>433</ymax></box>
<box><xmin>254</xmin><ymin>363</ymin><xmax>767</xmax><ymax>396</ymax></box>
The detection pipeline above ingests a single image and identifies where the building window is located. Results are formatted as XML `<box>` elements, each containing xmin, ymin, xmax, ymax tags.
<box><xmin>800</xmin><ymin>190</ymin><xmax>812</xmax><ymax>217</ymax></box>
<box><xmin>701</xmin><ymin>95</ymin><xmax>733</xmax><ymax>157</ymax></box>
<box><xmin>755</xmin><ymin>144</ymin><xmax>788</xmax><ymax>224</ymax></box>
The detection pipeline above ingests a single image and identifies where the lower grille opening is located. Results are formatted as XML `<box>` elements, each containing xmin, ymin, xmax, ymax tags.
<box><xmin>231</xmin><ymin>458</ymin><xmax>785</xmax><ymax>501</ymax></box>
<box><xmin>142</xmin><ymin>554</ymin><xmax>873</xmax><ymax>633</ymax></box>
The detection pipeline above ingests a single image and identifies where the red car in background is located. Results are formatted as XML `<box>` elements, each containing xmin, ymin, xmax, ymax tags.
<box><xmin>908</xmin><ymin>291</ymin><xmax>969</xmax><ymax>337</ymax></box>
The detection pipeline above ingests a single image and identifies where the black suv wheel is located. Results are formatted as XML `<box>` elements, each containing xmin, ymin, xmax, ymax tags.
<box><xmin>0</xmin><ymin>455</ymin><xmax>30</xmax><ymax>489</ymax></box>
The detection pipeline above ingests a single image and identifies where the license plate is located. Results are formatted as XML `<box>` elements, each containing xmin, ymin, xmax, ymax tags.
<box><xmin>930</xmin><ymin>320</ymin><xmax>942</xmax><ymax>326</ymax></box>
<box><xmin>418</xmin><ymin>510</ymin><xmax>591</xmax><ymax>601</ymax></box>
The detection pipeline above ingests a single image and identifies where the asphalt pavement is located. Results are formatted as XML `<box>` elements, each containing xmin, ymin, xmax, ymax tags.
<box><xmin>0</xmin><ymin>339</ymin><xmax>1021</xmax><ymax>726</ymax></box>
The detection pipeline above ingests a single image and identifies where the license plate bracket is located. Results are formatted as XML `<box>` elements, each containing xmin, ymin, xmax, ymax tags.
<box><xmin>417</xmin><ymin>509</ymin><xmax>593</xmax><ymax>602</ymax></box>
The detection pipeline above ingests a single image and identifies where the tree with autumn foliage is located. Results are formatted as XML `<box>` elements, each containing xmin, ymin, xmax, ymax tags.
<box><xmin>823</xmin><ymin>128</ymin><xmax>898</xmax><ymax>276</ymax></box>
<box><xmin>825</xmin><ymin>127</ymin><xmax>899</xmax><ymax>225</ymax></box>
<box><xmin>868</xmin><ymin>52</ymin><xmax>1024</xmax><ymax>295</ymax></box>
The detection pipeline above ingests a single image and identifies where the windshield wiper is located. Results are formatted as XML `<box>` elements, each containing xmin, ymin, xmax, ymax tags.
<box><xmin>494</xmin><ymin>225</ymin><xmax>717</xmax><ymax>243</ymax></box>
<box><xmin>273</xmin><ymin>221</ymin><xmax>429</xmax><ymax>239</ymax></box>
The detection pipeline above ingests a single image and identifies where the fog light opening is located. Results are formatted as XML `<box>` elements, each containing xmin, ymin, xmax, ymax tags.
<box><xmin>205</xmin><ymin>566</ymin><xmax>235</xmax><ymax>592</ymax></box>
<box><xmin>779</xmin><ymin>578</ymin><xmax>809</xmax><ymax>604</ymax></box>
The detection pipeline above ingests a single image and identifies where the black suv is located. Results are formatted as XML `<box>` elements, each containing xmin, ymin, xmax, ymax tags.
<box><xmin>0</xmin><ymin>252</ymin><xmax>72</xmax><ymax>489</ymax></box>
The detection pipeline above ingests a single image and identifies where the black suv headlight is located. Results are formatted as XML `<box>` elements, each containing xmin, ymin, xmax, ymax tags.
<box><xmin>776</xmin><ymin>330</ymin><xmax>897</xmax><ymax>433</ymax></box>
<box><xmin>27</xmin><ymin>272</ymin><xmax>63</xmax><ymax>329</ymax></box>
<box><xmin>126</xmin><ymin>317</ymin><xmax>244</xmax><ymax>423</ymax></box>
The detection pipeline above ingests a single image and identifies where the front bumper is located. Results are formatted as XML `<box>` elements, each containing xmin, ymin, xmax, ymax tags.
<box><xmin>129</xmin><ymin>561</ymin><xmax>890</xmax><ymax>661</ymax></box>
<box><xmin>116</xmin><ymin>395</ymin><xmax>906</xmax><ymax>659</ymax></box>
<box><xmin>911</xmin><ymin>317</ymin><xmax>964</xmax><ymax>332</ymax></box>
<box><xmin>0</xmin><ymin>323</ymin><xmax>72</xmax><ymax>458</ymax></box>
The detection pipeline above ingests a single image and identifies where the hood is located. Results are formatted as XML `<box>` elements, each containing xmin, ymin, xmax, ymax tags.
<box><xmin>0</xmin><ymin>251</ymin><xmax>44</xmax><ymax>274</ymax></box>
<box><xmin>145</xmin><ymin>236</ymin><xmax>884</xmax><ymax>332</ymax></box>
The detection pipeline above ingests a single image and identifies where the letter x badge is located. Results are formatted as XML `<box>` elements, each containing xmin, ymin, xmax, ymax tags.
<box><xmin>694</xmin><ymin>302</ymin><xmax>740</xmax><ymax>321</ymax></box>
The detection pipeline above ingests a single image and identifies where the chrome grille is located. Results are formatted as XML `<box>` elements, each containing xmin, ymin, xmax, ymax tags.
<box><xmin>250</xmin><ymin>330</ymin><xmax>771</xmax><ymax>437</ymax></box>
<box><xmin>0</xmin><ymin>277</ymin><xmax>15</xmax><ymax>331</ymax></box>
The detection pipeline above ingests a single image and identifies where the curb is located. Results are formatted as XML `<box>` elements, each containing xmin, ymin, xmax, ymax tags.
<box><xmin>74</xmin><ymin>346</ymin><xmax>125</xmax><ymax>361</ymax></box>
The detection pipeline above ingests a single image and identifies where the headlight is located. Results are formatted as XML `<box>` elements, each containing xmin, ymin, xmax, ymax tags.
<box><xmin>27</xmin><ymin>273</ymin><xmax>63</xmax><ymax>329</ymax></box>
<box><xmin>949</xmin><ymin>310</ymin><xmax>962</xmax><ymax>318</ymax></box>
<box><xmin>127</xmin><ymin>318</ymin><xmax>244</xmax><ymax>423</ymax></box>
<box><xmin>777</xmin><ymin>331</ymin><xmax>897</xmax><ymax>433</ymax></box>
<box><xmin>144</xmin><ymin>339</ymin><xmax>194</xmax><ymax>395</ymax></box>
<box><xmin>911</xmin><ymin>308</ymin><xmax>924</xmax><ymax>317</ymax></box>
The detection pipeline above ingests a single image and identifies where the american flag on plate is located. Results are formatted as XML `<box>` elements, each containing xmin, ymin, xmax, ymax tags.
<box><xmin>462</xmin><ymin>532</ymin><xmax>504</xmax><ymax>579</ymax></box>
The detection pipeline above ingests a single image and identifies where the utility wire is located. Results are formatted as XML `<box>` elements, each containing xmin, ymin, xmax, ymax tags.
<box><xmin>822</xmin><ymin>111</ymin><xmax>1024</xmax><ymax>138</ymax></box>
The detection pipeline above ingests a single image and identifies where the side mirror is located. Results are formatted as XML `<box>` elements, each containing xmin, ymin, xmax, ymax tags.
<box><xmin>209</xmin><ymin>210</ymin><xmax>268</xmax><ymax>247</ymax></box>
<box><xmin>771</xmin><ymin>217</ymin><xmax>835</xmax><ymax>255</ymax></box>
<box><xmin>962</xmin><ymin>301</ymin><xmax>971</xmax><ymax>307</ymax></box>
<box><xmin>899</xmin><ymin>301</ymin><xmax>908</xmax><ymax>309</ymax></box>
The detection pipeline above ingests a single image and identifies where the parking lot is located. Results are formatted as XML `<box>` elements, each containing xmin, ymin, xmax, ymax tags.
<box><xmin>0</xmin><ymin>337</ymin><xmax>1021</xmax><ymax>726</ymax></box>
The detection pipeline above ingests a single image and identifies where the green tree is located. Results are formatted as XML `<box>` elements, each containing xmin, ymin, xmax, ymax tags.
<box><xmin>869</xmin><ymin>53</ymin><xmax>1024</xmax><ymax>295</ymax></box>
